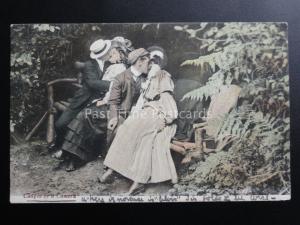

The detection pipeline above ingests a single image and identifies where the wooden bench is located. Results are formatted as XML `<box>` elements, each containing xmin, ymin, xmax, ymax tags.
<box><xmin>170</xmin><ymin>84</ymin><xmax>242</xmax><ymax>164</ymax></box>
<box><xmin>25</xmin><ymin>62</ymin><xmax>85</xmax><ymax>143</ymax></box>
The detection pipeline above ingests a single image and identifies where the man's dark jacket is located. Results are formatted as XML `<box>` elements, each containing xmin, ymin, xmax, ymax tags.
<box><xmin>55</xmin><ymin>59</ymin><xmax>110</xmax><ymax>129</ymax></box>
<box><xmin>69</xmin><ymin>59</ymin><xmax>110</xmax><ymax>110</ymax></box>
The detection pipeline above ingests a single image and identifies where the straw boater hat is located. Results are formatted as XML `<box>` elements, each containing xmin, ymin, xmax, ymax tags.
<box><xmin>90</xmin><ymin>39</ymin><xmax>112</xmax><ymax>59</ymax></box>
<box><xmin>127</xmin><ymin>48</ymin><xmax>149</xmax><ymax>65</ymax></box>
<box><xmin>147</xmin><ymin>46</ymin><xmax>168</xmax><ymax>68</ymax></box>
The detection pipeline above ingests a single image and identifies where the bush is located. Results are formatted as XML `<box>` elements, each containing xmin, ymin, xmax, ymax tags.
<box><xmin>10</xmin><ymin>24</ymin><xmax>104</xmax><ymax>136</ymax></box>
<box><xmin>172</xmin><ymin>22</ymin><xmax>290</xmax><ymax>194</ymax></box>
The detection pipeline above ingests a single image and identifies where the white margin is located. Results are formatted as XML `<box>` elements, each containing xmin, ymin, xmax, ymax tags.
<box><xmin>10</xmin><ymin>194</ymin><xmax>291</xmax><ymax>203</ymax></box>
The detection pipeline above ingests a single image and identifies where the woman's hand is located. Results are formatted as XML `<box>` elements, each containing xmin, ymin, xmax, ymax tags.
<box><xmin>96</xmin><ymin>100</ymin><xmax>106</xmax><ymax>107</ymax></box>
<box><xmin>148</xmin><ymin>64</ymin><xmax>161</xmax><ymax>79</ymax></box>
<box><xmin>156</xmin><ymin>118</ymin><xmax>166</xmax><ymax>132</ymax></box>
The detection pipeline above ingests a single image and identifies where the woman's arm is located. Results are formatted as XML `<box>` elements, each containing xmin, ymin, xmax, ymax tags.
<box><xmin>158</xmin><ymin>92</ymin><xmax>178</xmax><ymax>124</ymax></box>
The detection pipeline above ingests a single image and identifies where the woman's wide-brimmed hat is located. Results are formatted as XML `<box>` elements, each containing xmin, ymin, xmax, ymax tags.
<box><xmin>112</xmin><ymin>36</ymin><xmax>135</xmax><ymax>53</ymax></box>
<box><xmin>111</xmin><ymin>39</ymin><xmax>127</xmax><ymax>54</ymax></box>
<box><xmin>90</xmin><ymin>39</ymin><xmax>112</xmax><ymax>59</ymax></box>
<box><xmin>147</xmin><ymin>46</ymin><xmax>168</xmax><ymax>68</ymax></box>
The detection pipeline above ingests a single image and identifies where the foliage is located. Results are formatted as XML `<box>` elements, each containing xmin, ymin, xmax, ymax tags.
<box><xmin>172</xmin><ymin>106</ymin><xmax>290</xmax><ymax>195</ymax></box>
<box><xmin>179</xmin><ymin>23</ymin><xmax>288</xmax><ymax>102</ymax></box>
<box><xmin>10</xmin><ymin>24</ymin><xmax>103</xmax><ymax>135</ymax></box>
<box><xmin>172</xmin><ymin>22</ymin><xmax>290</xmax><ymax>194</ymax></box>
<box><xmin>10</xmin><ymin>23</ymin><xmax>201</xmax><ymax>137</ymax></box>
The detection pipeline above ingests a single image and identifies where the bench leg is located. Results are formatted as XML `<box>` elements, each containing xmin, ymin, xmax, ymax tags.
<box><xmin>194</xmin><ymin>127</ymin><xmax>205</xmax><ymax>156</ymax></box>
<box><xmin>181</xmin><ymin>128</ymin><xmax>205</xmax><ymax>164</ymax></box>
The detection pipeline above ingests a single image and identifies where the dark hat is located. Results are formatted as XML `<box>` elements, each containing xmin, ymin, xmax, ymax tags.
<box><xmin>128</xmin><ymin>48</ymin><xmax>149</xmax><ymax>65</ymax></box>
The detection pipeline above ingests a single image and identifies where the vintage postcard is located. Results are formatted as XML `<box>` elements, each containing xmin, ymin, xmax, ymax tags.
<box><xmin>10</xmin><ymin>23</ymin><xmax>290</xmax><ymax>203</ymax></box>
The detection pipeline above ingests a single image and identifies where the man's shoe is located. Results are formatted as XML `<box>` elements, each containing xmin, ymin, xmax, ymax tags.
<box><xmin>47</xmin><ymin>142</ymin><xmax>57</xmax><ymax>152</ymax></box>
<box><xmin>65</xmin><ymin>160</ymin><xmax>76</xmax><ymax>172</ymax></box>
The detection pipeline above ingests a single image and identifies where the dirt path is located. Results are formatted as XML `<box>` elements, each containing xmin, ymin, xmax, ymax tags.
<box><xmin>10</xmin><ymin>141</ymin><xmax>173</xmax><ymax>198</ymax></box>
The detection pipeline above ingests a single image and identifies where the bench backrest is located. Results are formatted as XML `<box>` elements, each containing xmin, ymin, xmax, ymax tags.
<box><xmin>205</xmin><ymin>84</ymin><xmax>241</xmax><ymax>137</ymax></box>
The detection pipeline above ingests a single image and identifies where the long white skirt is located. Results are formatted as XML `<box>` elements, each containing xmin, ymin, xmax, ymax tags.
<box><xmin>104</xmin><ymin>107</ymin><xmax>178</xmax><ymax>184</ymax></box>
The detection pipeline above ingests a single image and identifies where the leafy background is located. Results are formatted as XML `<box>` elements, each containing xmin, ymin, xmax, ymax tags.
<box><xmin>10</xmin><ymin>23</ymin><xmax>290</xmax><ymax>194</ymax></box>
<box><xmin>10</xmin><ymin>23</ymin><xmax>204</xmax><ymax>136</ymax></box>
<box><xmin>171</xmin><ymin>22</ymin><xmax>290</xmax><ymax>195</ymax></box>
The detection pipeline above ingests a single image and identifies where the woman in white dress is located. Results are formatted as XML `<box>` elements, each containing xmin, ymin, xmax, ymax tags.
<box><xmin>100</xmin><ymin>46</ymin><xmax>178</xmax><ymax>195</ymax></box>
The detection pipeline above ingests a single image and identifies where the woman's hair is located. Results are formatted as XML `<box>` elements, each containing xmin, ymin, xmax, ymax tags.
<box><xmin>147</xmin><ymin>46</ymin><xmax>167</xmax><ymax>68</ymax></box>
<box><xmin>116</xmin><ymin>47</ymin><xmax>128</xmax><ymax>64</ymax></box>
<box><xmin>150</xmin><ymin>55</ymin><xmax>163</xmax><ymax>67</ymax></box>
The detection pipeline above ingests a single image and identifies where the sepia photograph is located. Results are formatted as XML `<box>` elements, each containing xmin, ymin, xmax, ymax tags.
<box><xmin>10</xmin><ymin>23</ymin><xmax>290</xmax><ymax>203</ymax></box>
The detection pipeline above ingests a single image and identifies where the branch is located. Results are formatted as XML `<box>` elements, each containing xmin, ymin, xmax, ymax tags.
<box><xmin>47</xmin><ymin>78</ymin><xmax>78</xmax><ymax>86</ymax></box>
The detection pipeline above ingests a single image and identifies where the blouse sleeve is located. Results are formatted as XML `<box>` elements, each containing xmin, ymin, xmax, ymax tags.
<box><xmin>102</xmin><ymin>64</ymin><xmax>126</xmax><ymax>81</ymax></box>
<box><xmin>102</xmin><ymin>64</ymin><xmax>127</xmax><ymax>103</ymax></box>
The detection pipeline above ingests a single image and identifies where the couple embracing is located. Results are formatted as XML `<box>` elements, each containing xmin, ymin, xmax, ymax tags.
<box><xmin>100</xmin><ymin>46</ymin><xmax>178</xmax><ymax>195</ymax></box>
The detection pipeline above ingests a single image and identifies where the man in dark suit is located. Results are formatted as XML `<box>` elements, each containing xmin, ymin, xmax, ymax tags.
<box><xmin>50</xmin><ymin>39</ymin><xmax>113</xmax><ymax>150</ymax></box>
<box><xmin>106</xmin><ymin>48</ymin><xmax>151</xmax><ymax>145</ymax></box>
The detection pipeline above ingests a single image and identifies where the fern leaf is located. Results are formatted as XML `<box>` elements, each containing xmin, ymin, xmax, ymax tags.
<box><xmin>181</xmin><ymin>71</ymin><xmax>224</xmax><ymax>101</ymax></box>
<box><xmin>180</xmin><ymin>52</ymin><xmax>220</xmax><ymax>72</ymax></box>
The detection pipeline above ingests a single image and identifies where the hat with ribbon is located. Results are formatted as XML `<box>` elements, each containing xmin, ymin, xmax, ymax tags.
<box><xmin>112</xmin><ymin>36</ymin><xmax>135</xmax><ymax>53</ymax></box>
<box><xmin>90</xmin><ymin>39</ymin><xmax>112</xmax><ymax>59</ymax></box>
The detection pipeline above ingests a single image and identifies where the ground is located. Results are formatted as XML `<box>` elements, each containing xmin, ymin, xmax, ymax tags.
<box><xmin>10</xmin><ymin>139</ymin><xmax>290</xmax><ymax>201</ymax></box>
<box><xmin>10</xmin><ymin>141</ymin><xmax>173</xmax><ymax>198</ymax></box>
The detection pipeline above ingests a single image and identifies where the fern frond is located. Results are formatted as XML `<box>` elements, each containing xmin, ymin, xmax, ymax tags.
<box><xmin>180</xmin><ymin>52</ymin><xmax>221</xmax><ymax>72</ymax></box>
<box><xmin>181</xmin><ymin>71</ymin><xmax>224</xmax><ymax>101</ymax></box>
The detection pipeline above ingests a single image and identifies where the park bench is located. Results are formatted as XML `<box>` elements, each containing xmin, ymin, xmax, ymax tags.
<box><xmin>26</xmin><ymin>64</ymin><xmax>241</xmax><ymax>165</ymax></box>
<box><xmin>170</xmin><ymin>84</ymin><xmax>242</xmax><ymax>164</ymax></box>
<box><xmin>25</xmin><ymin>61</ymin><xmax>85</xmax><ymax>144</ymax></box>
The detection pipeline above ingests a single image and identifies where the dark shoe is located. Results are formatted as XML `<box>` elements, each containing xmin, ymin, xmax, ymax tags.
<box><xmin>47</xmin><ymin>142</ymin><xmax>57</xmax><ymax>152</ymax></box>
<box><xmin>66</xmin><ymin>160</ymin><xmax>76</xmax><ymax>172</ymax></box>
<box><xmin>126</xmin><ymin>184</ymin><xmax>145</xmax><ymax>196</ymax></box>
<box><xmin>130</xmin><ymin>185</ymin><xmax>145</xmax><ymax>196</ymax></box>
